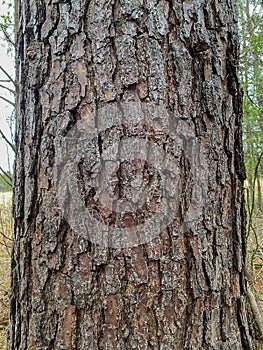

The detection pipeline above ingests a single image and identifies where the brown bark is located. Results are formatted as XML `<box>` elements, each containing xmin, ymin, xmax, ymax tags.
<box><xmin>10</xmin><ymin>0</ymin><xmax>254</xmax><ymax>349</ymax></box>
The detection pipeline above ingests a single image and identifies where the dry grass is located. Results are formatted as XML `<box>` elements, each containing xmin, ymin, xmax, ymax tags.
<box><xmin>0</xmin><ymin>194</ymin><xmax>13</xmax><ymax>350</ymax></box>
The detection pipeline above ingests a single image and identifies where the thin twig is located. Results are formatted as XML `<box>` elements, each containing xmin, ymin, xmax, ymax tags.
<box><xmin>0</xmin><ymin>95</ymin><xmax>15</xmax><ymax>107</ymax></box>
<box><xmin>0</xmin><ymin>166</ymin><xmax>13</xmax><ymax>186</ymax></box>
<box><xmin>0</xmin><ymin>24</ymin><xmax>15</xmax><ymax>46</ymax></box>
<box><xmin>0</xmin><ymin>65</ymin><xmax>16</xmax><ymax>87</ymax></box>
<box><xmin>0</xmin><ymin>83</ymin><xmax>15</xmax><ymax>95</ymax></box>
<box><xmin>0</xmin><ymin>230</ymin><xmax>12</xmax><ymax>241</ymax></box>
<box><xmin>245</xmin><ymin>89</ymin><xmax>262</xmax><ymax>111</ymax></box>
<box><xmin>0</xmin><ymin>128</ymin><xmax>15</xmax><ymax>152</ymax></box>
<box><xmin>0</xmin><ymin>240</ymin><xmax>11</xmax><ymax>251</ymax></box>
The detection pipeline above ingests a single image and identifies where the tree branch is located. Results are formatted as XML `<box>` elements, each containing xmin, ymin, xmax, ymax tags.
<box><xmin>0</xmin><ymin>65</ymin><xmax>16</xmax><ymax>87</ymax></box>
<box><xmin>0</xmin><ymin>95</ymin><xmax>15</xmax><ymax>107</ymax></box>
<box><xmin>0</xmin><ymin>229</ymin><xmax>12</xmax><ymax>242</ymax></box>
<box><xmin>0</xmin><ymin>24</ymin><xmax>15</xmax><ymax>47</ymax></box>
<box><xmin>0</xmin><ymin>240</ymin><xmax>12</xmax><ymax>255</ymax></box>
<box><xmin>0</xmin><ymin>166</ymin><xmax>13</xmax><ymax>187</ymax></box>
<box><xmin>0</xmin><ymin>83</ymin><xmax>15</xmax><ymax>95</ymax></box>
<box><xmin>0</xmin><ymin>128</ymin><xmax>15</xmax><ymax>152</ymax></box>
<box><xmin>245</xmin><ymin>89</ymin><xmax>262</xmax><ymax>111</ymax></box>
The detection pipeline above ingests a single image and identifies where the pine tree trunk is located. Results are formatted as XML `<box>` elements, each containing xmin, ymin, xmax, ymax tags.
<box><xmin>10</xmin><ymin>0</ymin><xmax>254</xmax><ymax>349</ymax></box>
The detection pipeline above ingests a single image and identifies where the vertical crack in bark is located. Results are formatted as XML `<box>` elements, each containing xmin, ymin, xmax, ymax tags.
<box><xmin>11</xmin><ymin>0</ymin><xmax>254</xmax><ymax>348</ymax></box>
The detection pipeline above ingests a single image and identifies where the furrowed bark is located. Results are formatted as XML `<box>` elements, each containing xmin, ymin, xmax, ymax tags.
<box><xmin>10</xmin><ymin>1</ymin><xmax>254</xmax><ymax>349</ymax></box>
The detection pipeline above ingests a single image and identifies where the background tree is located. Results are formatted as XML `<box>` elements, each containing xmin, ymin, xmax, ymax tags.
<box><xmin>10</xmin><ymin>1</ymin><xmax>255</xmax><ymax>349</ymax></box>
<box><xmin>239</xmin><ymin>0</ymin><xmax>263</xmax><ymax>212</ymax></box>
<box><xmin>237</xmin><ymin>2</ymin><xmax>263</xmax><ymax>342</ymax></box>
<box><xmin>238</xmin><ymin>0</ymin><xmax>263</xmax><ymax>285</ymax></box>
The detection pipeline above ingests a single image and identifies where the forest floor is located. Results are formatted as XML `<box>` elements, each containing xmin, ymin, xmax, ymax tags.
<box><xmin>0</xmin><ymin>194</ymin><xmax>262</xmax><ymax>349</ymax></box>
<box><xmin>247</xmin><ymin>212</ymin><xmax>263</xmax><ymax>349</ymax></box>
<box><xmin>248</xmin><ymin>214</ymin><xmax>263</xmax><ymax>309</ymax></box>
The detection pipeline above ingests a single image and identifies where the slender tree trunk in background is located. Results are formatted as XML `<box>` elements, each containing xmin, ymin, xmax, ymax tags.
<box><xmin>10</xmin><ymin>0</ymin><xmax>254</xmax><ymax>349</ymax></box>
<box><xmin>257</xmin><ymin>177</ymin><xmax>262</xmax><ymax>211</ymax></box>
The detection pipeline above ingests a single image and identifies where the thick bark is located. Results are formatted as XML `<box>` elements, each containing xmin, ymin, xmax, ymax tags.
<box><xmin>10</xmin><ymin>0</ymin><xmax>254</xmax><ymax>349</ymax></box>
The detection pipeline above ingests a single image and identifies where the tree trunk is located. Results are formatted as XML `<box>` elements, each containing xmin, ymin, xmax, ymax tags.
<box><xmin>10</xmin><ymin>0</ymin><xmax>254</xmax><ymax>349</ymax></box>
<box><xmin>256</xmin><ymin>177</ymin><xmax>262</xmax><ymax>211</ymax></box>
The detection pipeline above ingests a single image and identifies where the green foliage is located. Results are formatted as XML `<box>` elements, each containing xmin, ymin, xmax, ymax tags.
<box><xmin>0</xmin><ymin>1</ymin><xmax>13</xmax><ymax>27</ymax></box>
<box><xmin>0</xmin><ymin>0</ymin><xmax>15</xmax><ymax>50</ymax></box>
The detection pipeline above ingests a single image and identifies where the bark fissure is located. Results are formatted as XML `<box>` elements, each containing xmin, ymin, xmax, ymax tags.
<box><xmin>10</xmin><ymin>0</ymin><xmax>254</xmax><ymax>349</ymax></box>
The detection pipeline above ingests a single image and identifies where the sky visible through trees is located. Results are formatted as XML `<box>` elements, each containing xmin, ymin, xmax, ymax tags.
<box><xmin>0</xmin><ymin>1</ymin><xmax>15</xmax><ymax>173</ymax></box>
